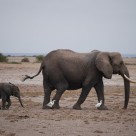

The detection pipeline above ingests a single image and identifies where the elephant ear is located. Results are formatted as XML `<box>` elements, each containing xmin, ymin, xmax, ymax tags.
<box><xmin>3</xmin><ymin>83</ymin><xmax>12</xmax><ymax>96</ymax></box>
<box><xmin>95</xmin><ymin>52</ymin><xmax>113</xmax><ymax>79</ymax></box>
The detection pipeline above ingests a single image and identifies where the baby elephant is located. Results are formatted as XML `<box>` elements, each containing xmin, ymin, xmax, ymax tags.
<box><xmin>0</xmin><ymin>82</ymin><xmax>24</xmax><ymax>110</ymax></box>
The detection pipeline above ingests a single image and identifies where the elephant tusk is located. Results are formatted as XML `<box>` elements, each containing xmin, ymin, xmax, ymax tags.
<box><xmin>124</xmin><ymin>74</ymin><xmax>136</xmax><ymax>83</ymax></box>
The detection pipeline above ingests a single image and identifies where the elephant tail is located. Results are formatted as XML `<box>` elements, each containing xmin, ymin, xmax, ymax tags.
<box><xmin>22</xmin><ymin>62</ymin><xmax>44</xmax><ymax>82</ymax></box>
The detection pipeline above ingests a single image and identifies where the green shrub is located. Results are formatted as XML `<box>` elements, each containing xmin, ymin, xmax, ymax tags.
<box><xmin>0</xmin><ymin>53</ymin><xmax>8</xmax><ymax>62</ymax></box>
<box><xmin>36</xmin><ymin>55</ymin><xmax>44</xmax><ymax>62</ymax></box>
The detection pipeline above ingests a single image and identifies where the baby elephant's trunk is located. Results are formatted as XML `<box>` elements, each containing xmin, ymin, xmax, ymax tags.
<box><xmin>18</xmin><ymin>96</ymin><xmax>24</xmax><ymax>107</ymax></box>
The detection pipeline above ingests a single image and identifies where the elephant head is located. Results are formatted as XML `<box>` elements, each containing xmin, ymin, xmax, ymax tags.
<box><xmin>95</xmin><ymin>52</ymin><xmax>136</xmax><ymax>109</ymax></box>
<box><xmin>9</xmin><ymin>83</ymin><xmax>24</xmax><ymax>107</ymax></box>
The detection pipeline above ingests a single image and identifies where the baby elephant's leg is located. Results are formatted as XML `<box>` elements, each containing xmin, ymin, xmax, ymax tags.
<box><xmin>2</xmin><ymin>99</ymin><xmax>7</xmax><ymax>110</ymax></box>
<box><xmin>6</xmin><ymin>97</ymin><xmax>11</xmax><ymax>109</ymax></box>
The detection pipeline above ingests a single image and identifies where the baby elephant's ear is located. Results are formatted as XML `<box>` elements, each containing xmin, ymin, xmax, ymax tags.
<box><xmin>3</xmin><ymin>83</ymin><xmax>12</xmax><ymax>96</ymax></box>
<box><xmin>95</xmin><ymin>52</ymin><xmax>113</xmax><ymax>79</ymax></box>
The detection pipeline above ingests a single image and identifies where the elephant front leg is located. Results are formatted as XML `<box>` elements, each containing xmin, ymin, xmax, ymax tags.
<box><xmin>94</xmin><ymin>80</ymin><xmax>108</xmax><ymax>110</ymax></box>
<box><xmin>73</xmin><ymin>87</ymin><xmax>91</xmax><ymax>110</ymax></box>
<box><xmin>2</xmin><ymin>99</ymin><xmax>7</xmax><ymax>110</ymax></box>
<box><xmin>6</xmin><ymin>97</ymin><xmax>11</xmax><ymax>109</ymax></box>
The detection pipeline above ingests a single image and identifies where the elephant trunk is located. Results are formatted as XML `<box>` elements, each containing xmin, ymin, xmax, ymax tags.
<box><xmin>18</xmin><ymin>96</ymin><xmax>24</xmax><ymax>108</ymax></box>
<box><xmin>123</xmin><ymin>75</ymin><xmax>130</xmax><ymax>109</ymax></box>
<box><xmin>121</xmin><ymin>67</ymin><xmax>130</xmax><ymax>109</ymax></box>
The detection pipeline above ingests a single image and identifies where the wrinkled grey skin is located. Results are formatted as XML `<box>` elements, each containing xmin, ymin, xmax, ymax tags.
<box><xmin>23</xmin><ymin>49</ymin><xmax>130</xmax><ymax>110</ymax></box>
<box><xmin>0</xmin><ymin>82</ymin><xmax>24</xmax><ymax>110</ymax></box>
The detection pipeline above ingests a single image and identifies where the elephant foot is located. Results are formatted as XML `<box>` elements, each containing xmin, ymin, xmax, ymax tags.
<box><xmin>6</xmin><ymin>105</ymin><xmax>10</xmax><ymax>109</ymax></box>
<box><xmin>42</xmin><ymin>104</ymin><xmax>60</xmax><ymax>109</ymax></box>
<box><xmin>73</xmin><ymin>104</ymin><xmax>82</xmax><ymax>110</ymax></box>
<box><xmin>97</xmin><ymin>105</ymin><xmax>108</xmax><ymax>110</ymax></box>
<box><xmin>42</xmin><ymin>105</ymin><xmax>53</xmax><ymax>109</ymax></box>
<box><xmin>53</xmin><ymin>103</ymin><xmax>60</xmax><ymax>109</ymax></box>
<box><xmin>122</xmin><ymin>106</ymin><xmax>127</xmax><ymax>110</ymax></box>
<box><xmin>0</xmin><ymin>107</ymin><xmax>8</xmax><ymax>110</ymax></box>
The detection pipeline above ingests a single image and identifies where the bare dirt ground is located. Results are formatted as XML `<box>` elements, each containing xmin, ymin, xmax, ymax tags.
<box><xmin>0</xmin><ymin>57</ymin><xmax>136</xmax><ymax>136</ymax></box>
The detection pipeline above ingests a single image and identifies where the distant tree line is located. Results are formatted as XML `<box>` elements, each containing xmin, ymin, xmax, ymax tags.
<box><xmin>0</xmin><ymin>52</ymin><xmax>44</xmax><ymax>63</ymax></box>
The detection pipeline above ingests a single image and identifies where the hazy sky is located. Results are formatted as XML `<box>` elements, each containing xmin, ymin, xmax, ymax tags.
<box><xmin>0</xmin><ymin>0</ymin><xmax>136</xmax><ymax>54</ymax></box>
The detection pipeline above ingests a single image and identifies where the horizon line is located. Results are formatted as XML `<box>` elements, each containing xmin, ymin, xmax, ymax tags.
<box><xmin>3</xmin><ymin>52</ymin><xmax>136</xmax><ymax>58</ymax></box>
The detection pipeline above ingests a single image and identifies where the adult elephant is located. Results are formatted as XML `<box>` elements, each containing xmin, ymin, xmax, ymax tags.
<box><xmin>23</xmin><ymin>49</ymin><xmax>135</xmax><ymax>110</ymax></box>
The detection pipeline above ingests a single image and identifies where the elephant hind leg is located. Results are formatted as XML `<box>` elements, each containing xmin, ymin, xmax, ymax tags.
<box><xmin>42</xmin><ymin>80</ymin><xmax>54</xmax><ymax>109</ymax></box>
<box><xmin>73</xmin><ymin>86</ymin><xmax>91</xmax><ymax>110</ymax></box>
<box><xmin>42</xmin><ymin>88</ymin><xmax>53</xmax><ymax>109</ymax></box>
<box><xmin>51</xmin><ymin>90</ymin><xmax>65</xmax><ymax>109</ymax></box>
<box><xmin>52</xmin><ymin>81</ymin><xmax>69</xmax><ymax>109</ymax></box>
<box><xmin>43</xmin><ymin>75</ymin><xmax>69</xmax><ymax>109</ymax></box>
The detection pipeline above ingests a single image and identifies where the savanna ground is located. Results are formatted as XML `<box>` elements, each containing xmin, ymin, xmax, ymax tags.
<box><xmin>0</xmin><ymin>57</ymin><xmax>136</xmax><ymax>136</ymax></box>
